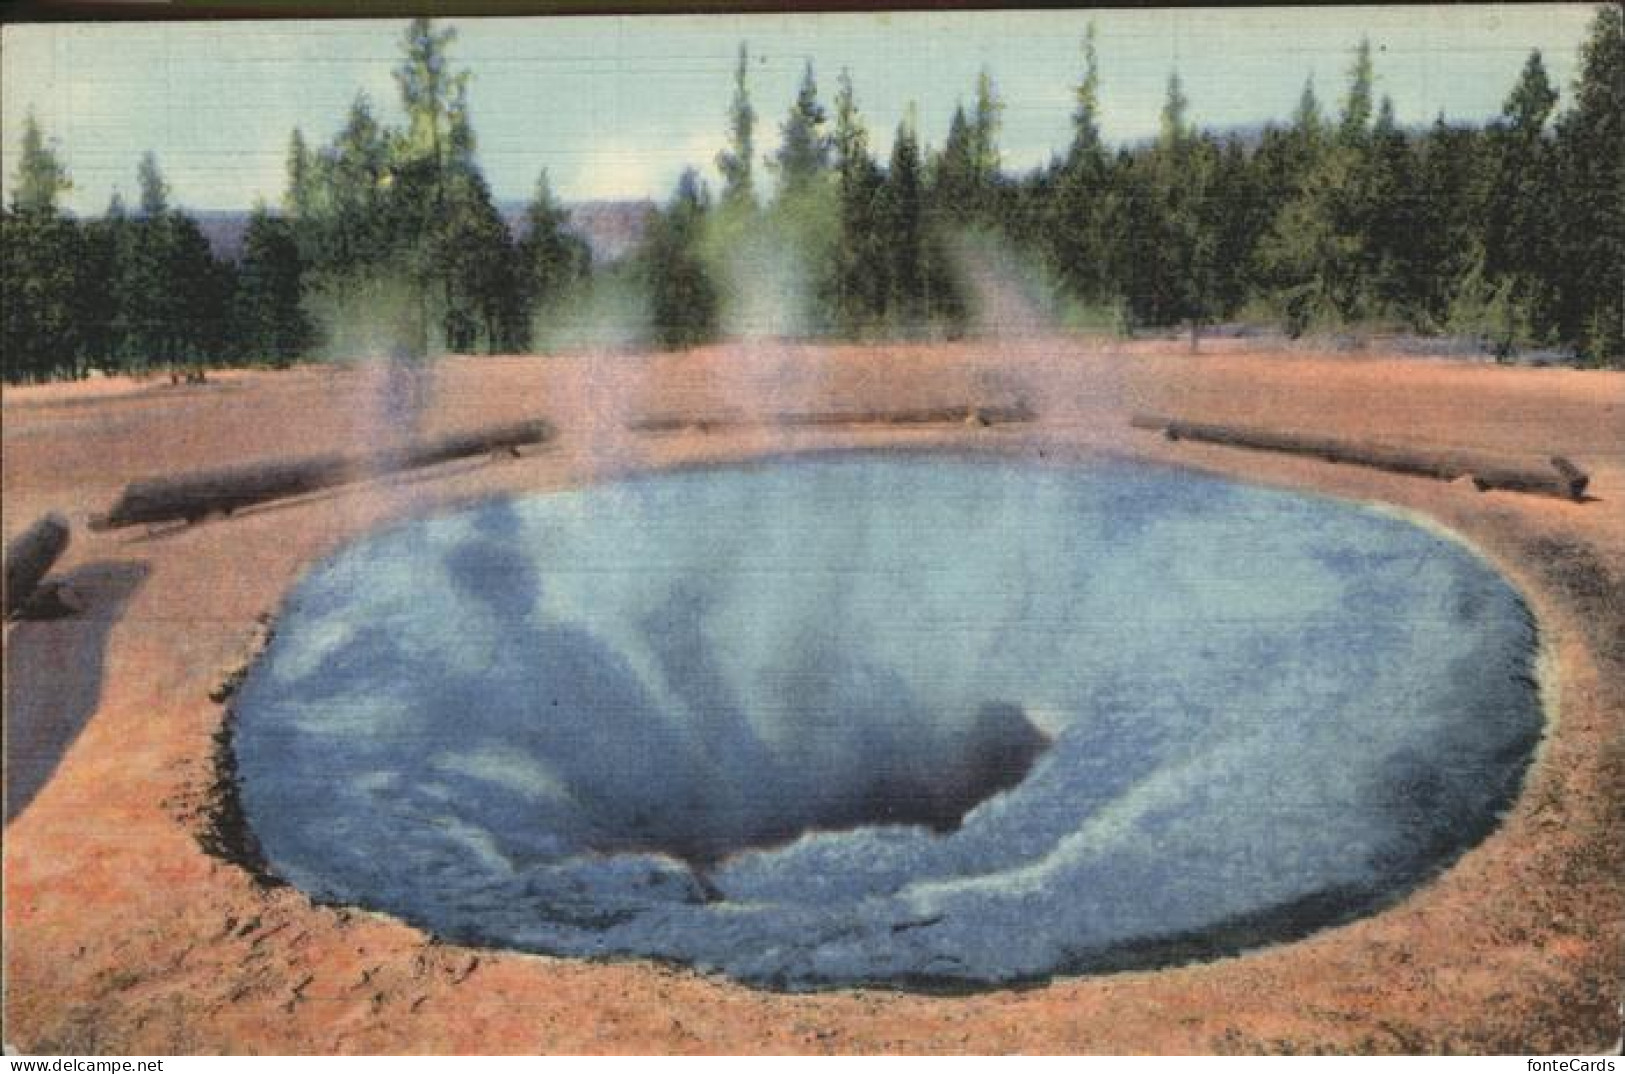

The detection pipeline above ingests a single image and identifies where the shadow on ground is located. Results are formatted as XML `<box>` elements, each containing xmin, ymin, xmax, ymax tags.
<box><xmin>5</xmin><ymin>560</ymin><xmax>148</xmax><ymax>823</ymax></box>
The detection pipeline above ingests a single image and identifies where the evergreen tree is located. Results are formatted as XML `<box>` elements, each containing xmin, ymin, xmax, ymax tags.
<box><xmin>1552</xmin><ymin>5</ymin><xmax>1623</xmax><ymax>364</ymax></box>
<box><xmin>2</xmin><ymin>114</ymin><xmax>83</xmax><ymax>381</ymax></box>
<box><xmin>76</xmin><ymin>200</ymin><xmax>121</xmax><ymax>370</ymax></box>
<box><xmin>1066</xmin><ymin>24</ymin><xmax>1104</xmax><ymax>170</ymax></box>
<box><xmin>1339</xmin><ymin>38</ymin><xmax>1376</xmax><ymax>145</ymax></box>
<box><xmin>1</xmin><ymin>209</ymin><xmax>83</xmax><ymax>380</ymax></box>
<box><xmin>829</xmin><ymin>69</ymin><xmax>888</xmax><ymax>331</ymax></box>
<box><xmin>1159</xmin><ymin>72</ymin><xmax>1192</xmax><ymax>149</ymax></box>
<box><xmin>1360</xmin><ymin>96</ymin><xmax>1422</xmax><ymax>320</ymax></box>
<box><xmin>517</xmin><ymin>169</ymin><xmax>590</xmax><ymax>339</ymax></box>
<box><xmin>317</xmin><ymin>94</ymin><xmax>393</xmax><ymax>272</ymax></box>
<box><xmin>1291</xmin><ymin>77</ymin><xmax>1326</xmax><ymax>147</ymax></box>
<box><xmin>282</xmin><ymin>127</ymin><xmax>325</xmax><ymax>276</ymax></box>
<box><xmin>931</xmin><ymin>104</ymin><xmax>979</xmax><ymax>219</ymax></box>
<box><xmin>235</xmin><ymin>205</ymin><xmax>313</xmax><ymax>364</ymax></box>
<box><xmin>970</xmin><ymin>68</ymin><xmax>1004</xmax><ymax>192</ymax></box>
<box><xmin>137</xmin><ymin>150</ymin><xmax>169</xmax><ymax>216</ymax></box>
<box><xmin>642</xmin><ymin>168</ymin><xmax>718</xmax><ymax>349</ymax></box>
<box><xmin>881</xmin><ymin>117</ymin><xmax>926</xmax><ymax>322</ymax></box>
<box><xmin>1481</xmin><ymin>51</ymin><xmax>1560</xmax><ymax>345</ymax></box>
<box><xmin>435</xmin><ymin>81</ymin><xmax>523</xmax><ymax>353</ymax></box>
<box><xmin>1133</xmin><ymin>74</ymin><xmax>1220</xmax><ymax>343</ymax></box>
<box><xmin>772</xmin><ymin>61</ymin><xmax>832</xmax><ymax>198</ymax></box>
<box><xmin>171</xmin><ymin>211</ymin><xmax>235</xmax><ymax>365</ymax></box>
<box><xmin>109</xmin><ymin>154</ymin><xmax>232</xmax><ymax>372</ymax></box>
<box><xmin>1048</xmin><ymin>26</ymin><xmax>1114</xmax><ymax>303</ymax></box>
<box><xmin>115</xmin><ymin>156</ymin><xmax>176</xmax><ymax>366</ymax></box>
<box><xmin>9</xmin><ymin>113</ymin><xmax>71</xmax><ymax>216</ymax></box>
<box><xmin>716</xmin><ymin>43</ymin><xmax>757</xmax><ymax>209</ymax></box>
<box><xmin>387</xmin><ymin>17</ymin><xmax>473</xmax><ymax>354</ymax></box>
<box><xmin>931</xmin><ymin>68</ymin><xmax>1005</xmax><ymax>222</ymax></box>
<box><xmin>1208</xmin><ymin>134</ymin><xmax>1271</xmax><ymax>320</ymax></box>
<box><xmin>396</xmin><ymin>17</ymin><xmax>466</xmax><ymax>167</ymax></box>
<box><xmin>1258</xmin><ymin>42</ymin><xmax>1377</xmax><ymax>332</ymax></box>
<box><xmin>1409</xmin><ymin>117</ymin><xmax>1487</xmax><ymax>327</ymax></box>
<box><xmin>284</xmin><ymin>128</ymin><xmax>317</xmax><ymax>220</ymax></box>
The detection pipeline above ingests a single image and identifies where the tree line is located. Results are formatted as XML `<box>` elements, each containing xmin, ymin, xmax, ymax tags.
<box><xmin>4</xmin><ymin>9</ymin><xmax>1620</xmax><ymax>382</ymax></box>
<box><xmin>4</xmin><ymin>18</ymin><xmax>588</xmax><ymax>381</ymax></box>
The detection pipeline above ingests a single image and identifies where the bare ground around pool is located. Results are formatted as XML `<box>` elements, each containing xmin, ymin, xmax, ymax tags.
<box><xmin>3</xmin><ymin>337</ymin><xmax>1622</xmax><ymax>1054</ymax></box>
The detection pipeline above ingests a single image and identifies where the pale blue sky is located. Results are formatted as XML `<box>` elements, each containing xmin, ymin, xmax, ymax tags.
<box><xmin>0</xmin><ymin>5</ymin><xmax>1604</xmax><ymax>214</ymax></box>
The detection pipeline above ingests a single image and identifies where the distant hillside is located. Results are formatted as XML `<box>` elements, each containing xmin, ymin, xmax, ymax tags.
<box><xmin>503</xmin><ymin>198</ymin><xmax>655</xmax><ymax>266</ymax></box>
<box><xmin>188</xmin><ymin>199</ymin><xmax>655</xmax><ymax>266</ymax></box>
<box><xmin>192</xmin><ymin>211</ymin><xmax>255</xmax><ymax>263</ymax></box>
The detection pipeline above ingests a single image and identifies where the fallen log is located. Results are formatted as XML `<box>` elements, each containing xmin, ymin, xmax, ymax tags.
<box><xmin>382</xmin><ymin>420</ymin><xmax>555</xmax><ymax>470</ymax></box>
<box><xmin>1549</xmin><ymin>456</ymin><xmax>1592</xmax><ymax>500</ymax></box>
<box><xmin>89</xmin><ymin>419</ymin><xmax>553</xmax><ymax>531</ymax></box>
<box><xmin>4</xmin><ymin>512</ymin><xmax>71</xmax><ymax>618</ymax></box>
<box><xmin>1132</xmin><ymin>414</ymin><xmax>1589</xmax><ymax>502</ymax></box>
<box><xmin>629</xmin><ymin>401</ymin><xmax>1036</xmax><ymax>434</ymax></box>
<box><xmin>90</xmin><ymin>456</ymin><xmax>352</xmax><ymax>530</ymax></box>
<box><xmin>1472</xmin><ymin>459</ymin><xmax>1590</xmax><ymax>501</ymax></box>
<box><xmin>776</xmin><ymin>402</ymin><xmax>1037</xmax><ymax>427</ymax></box>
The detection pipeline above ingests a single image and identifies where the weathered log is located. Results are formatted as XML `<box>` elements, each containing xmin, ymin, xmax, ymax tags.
<box><xmin>629</xmin><ymin>401</ymin><xmax>1036</xmax><ymax>434</ymax></box>
<box><xmin>1550</xmin><ymin>456</ymin><xmax>1591</xmax><ymax>500</ymax></box>
<box><xmin>1133</xmin><ymin>414</ymin><xmax>1590</xmax><ymax>502</ymax></box>
<box><xmin>379</xmin><ymin>419</ymin><xmax>555</xmax><ymax>471</ymax></box>
<box><xmin>4</xmin><ymin>512</ymin><xmax>71</xmax><ymax>618</ymax></box>
<box><xmin>89</xmin><ymin>419</ymin><xmax>553</xmax><ymax>531</ymax></box>
<box><xmin>1470</xmin><ymin>464</ymin><xmax>1588</xmax><ymax>501</ymax></box>
<box><xmin>90</xmin><ymin>455</ymin><xmax>352</xmax><ymax>530</ymax></box>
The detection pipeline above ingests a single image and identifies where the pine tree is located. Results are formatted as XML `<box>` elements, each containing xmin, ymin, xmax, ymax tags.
<box><xmin>1481</xmin><ymin>51</ymin><xmax>1560</xmax><ymax>346</ymax></box>
<box><xmin>1066</xmin><ymin>24</ymin><xmax>1104</xmax><ymax>170</ymax></box>
<box><xmin>1361</xmin><ymin>96</ymin><xmax>1421</xmax><ymax>320</ymax></box>
<box><xmin>1159</xmin><ymin>72</ymin><xmax>1192</xmax><ymax>150</ymax></box>
<box><xmin>395</xmin><ymin>17</ymin><xmax>465</xmax><ymax>168</ymax></box>
<box><xmin>773</xmin><ymin>61</ymin><xmax>832</xmax><ymax>198</ymax></box>
<box><xmin>643</xmin><ymin>168</ymin><xmax>718</xmax><ymax>349</ymax></box>
<box><xmin>9</xmin><ymin>113</ymin><xmax>71</xmax><ymax>216</ymax></box>
<box><xmin>881</xmin><ymin>117</ymin><xmax>926</xmax><ymax>323</ymax></box>
<box><xmin>2</xmin><ymin>114</ymin><xmax>83</xmax><ymax>380</ymax></box>
<box><xmin>518</xmin><ymin>169</ymin><xmax>590</xmax><ymax>337</ymax></box>
<box><xmin>430</xmin><ymin>81</ymin><xmax>509</xmax><ymax>353</ymax></box>
<box><xmin>322</xmin><ymin>94</ymin><xmax>393</xmax><ymax>271</ymax></box>
<box><xmin>115</xmin><ymin>155</ymin><xmax>175</xmax><ymax>367</ymax></box>
<box><xmin>716</xmin><ymin>43</ymin><xmax>757</xmax><ymax>209</ymax></box>
<box><xmin>1208</xmin><ymin>134</ymin><xmax>1270</xmax><ymax>320</ymax></box>
<box><xmin>169</xmin><ymin>210</ymin><xmax>234</xmax><ymax>366</ymax></box>
<box><xmin>110</xmin><ymin>153</ymin><xmax>232</xmax><ymax>373</ymax></box>
<box><xmin>388</xmin><ymin>17</ymin><xmax>475</xmax><ymax>354</ymax></box>
<box><xmin>1552</xmin><ymin>5</ymin><xmax>1623</xmax><ymax>364</ymax></box>
<box><xmin>970</xmin><ymin>68</ymin><xmax>1004</xmax><ymax>193</ymax></box>
<box><xmin>829</xmin><ymin>69</ymin><xmax>887</xmax><ymax>331</ymax></box>
<box><xmin>136</xmin><ymin>151</ymin><xmax>168</xmax><ymax>217</ymax></box>
<box><xmin>1048</xmin><ymin>26</ymin><xmax>1114</xmax><ymax>303</ymax></box>
<box><xmin>931</xmin><ymin>69</ymin><xmax>1005</xmax><ymax>223</ymax></box>
<box><xmin>1258</xmin><ymin>41</ymin><xmax>1379</xmax><ymax>333</ymax></box>
<box><xmin>1410</xmin><ymin>117</ymin><xmax>1487</xmax><ymax>328</ymax></box>
<box><xmin>236</xmin><ymin>205</ymin><xmax>312</xmax><ymax>365</ymax></box>
<box><xmin>76</xmin><ymin>201</ymin><xmax>121</xmax><ymax>370</ymax></box>
<box><xmin>931</xmin><ymin>104</ymin><xmax>978</xmax><ymax>219</ymax></box>
<box><xmin>1339</xmin><ymin>38</ymin><xmax>1376</xmax><ymax>145</ymax></box>
<box><xmin>284</xmin><ymin>129</ymin><xmax>316</xmax><ymax>218</ymax></box>
<box><xmin>1145</xmin><ymin>75</ymin><xmax>1219</xmax><ymax>344</ymax></box>
<box><xmin>1292</xmin><ymin>77</ymin><xmax>1326</xmax><ymax>147</ymax></box>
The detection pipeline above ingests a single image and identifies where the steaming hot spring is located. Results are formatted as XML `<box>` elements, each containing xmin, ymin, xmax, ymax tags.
<box><xmin>229</xmin><ymin>453</ymin><xmax>1541</xmax><ymax>990</ymax></box>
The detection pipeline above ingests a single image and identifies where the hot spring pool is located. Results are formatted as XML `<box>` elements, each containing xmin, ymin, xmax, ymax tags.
<box><xmin>230</xmin><ymin>454</ymin><xmax>1542</xmax><ymax>989</ymax></box>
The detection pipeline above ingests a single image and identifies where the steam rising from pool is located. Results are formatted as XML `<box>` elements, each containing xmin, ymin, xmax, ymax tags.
<box><xmin>232</xmin><ymin>455</ymin><xmax>1540</xmax><ymax>989</ymax></box>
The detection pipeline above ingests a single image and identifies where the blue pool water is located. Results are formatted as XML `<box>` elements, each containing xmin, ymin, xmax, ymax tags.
<box><xmin>231</xmin><ymin>454</ymin><xmax>1541</xmax><ymax>989</ymax></box>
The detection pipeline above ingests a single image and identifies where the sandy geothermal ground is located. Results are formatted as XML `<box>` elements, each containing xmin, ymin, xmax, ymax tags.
<box><xmin>2</xmin><ymin>337</ymin><xmax>1622</xmax><ymax>1054</ymax></box>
